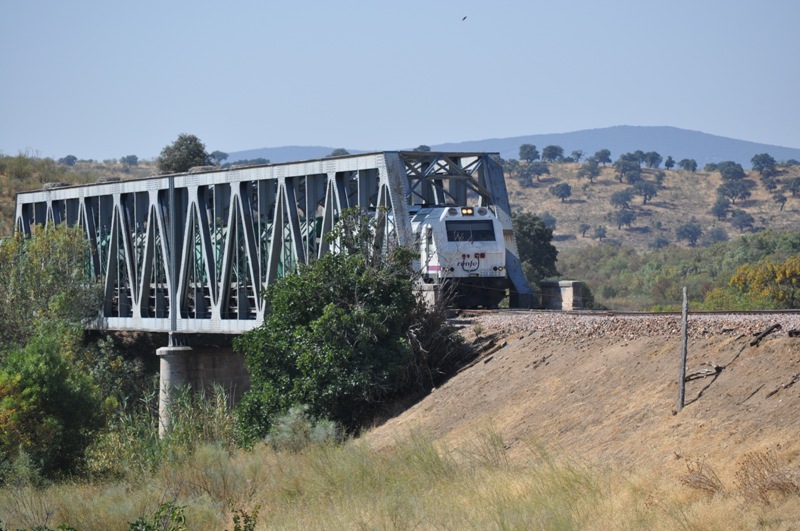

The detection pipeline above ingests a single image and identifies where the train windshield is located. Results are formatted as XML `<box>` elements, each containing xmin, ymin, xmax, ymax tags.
<box><xmin>445</xmin><ymin>220</ymin><xmax>496</xmax><ymax>242</ymax></box>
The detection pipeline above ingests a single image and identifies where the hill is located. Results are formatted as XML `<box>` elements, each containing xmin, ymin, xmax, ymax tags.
<box><xmin>367</xmin><ymin>311</ymin><xmax>800</xmax><ymax>506</ymax></box>
<box><xmin>226</xmin><ymin>126</ymin><xmax>800</xmax><ymax>168</ymax></box>
<box><xmin>505</xmin><ymin>161</ymin><xmax>800</xmax><ymax>255</ymax></box>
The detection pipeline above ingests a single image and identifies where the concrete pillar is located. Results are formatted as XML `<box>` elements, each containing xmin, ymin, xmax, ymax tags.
<box><xmin>156</xmin><ymin>345</ymin><xmax>193</xmax><ymax>437</ymax></box>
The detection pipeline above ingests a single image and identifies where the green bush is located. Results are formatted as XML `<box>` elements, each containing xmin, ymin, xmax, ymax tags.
<box><xmin>0</xmin><ymin>327</ymin><xmax>103</xmax><ymax>479</ymax></box>
<box><xmin>235</xmin><ymin>210</ymin><xmax>469</xmax><ymax>444</ymax></box>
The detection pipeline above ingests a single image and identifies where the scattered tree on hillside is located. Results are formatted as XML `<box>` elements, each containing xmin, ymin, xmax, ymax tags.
<box><xmin>328</xmin><ymin>148</ymin><xmax>350</xmax><ymax>157</ymax></box>
<box><xmin>644</xmin><ymin>151</ymin><xmax>663</xmax><ymax>169</ymax></box>
<box><xmin>210</xmin><ymin>151</ymin><xmax>228</xmax><ymax>165</ymax></box>
<box><xmin>577</xmin><ymin>158</ymin><xmax>601</xmax><ymax>183</ymax></box>
<box><xmin>633</xmin><ymin>180</ymin><xmax>658</xmax><ymax>205</ymax></box>
<box><xmin>718</xmin><ymin>179</ymin><xmax>753</xmax><ymax>204</ymax></box>
<box><xmin>787</xmin><ymin>177</ymin><xmax>800</xmax><ymax>197</ymax></box>
<box><xmin>677</xmin><ymin>159</ymin><xmax>697</xmax><ymax>172</ymax></box>
<box><xmin>676</xmin><ymin>219</ymin><xmax>702</xmax><ymax>246</ymax></box>
<box><xmin>539</xmin><ymin>212</ymin><xmax>557</xmax><ymax>229</ymax></box>
<box><xmin>773</xmin><ymin>192</ymin><xmax>788</xmax><ymax>211</ymax></box>
<box><xmin>592</xmin><ymin>225</ymin><xmax>607</xmax><ymax>240</ymax></box>
<box><xmin>120</xmin><ymin>155</ymin><xmax>138</xmax><ymax>167</ymax></box>
<box><xmin>549</xmin><ymin>183</ymin><xmax>572</xmax><ymax>203</ymax></box>
<box><xmin>664</xmin><ymin>156</ymin><xmax>675</xmax><ymax>170</ymax></box>
<box><xmin>702</xmin><ymin>226</ymin><xmax>729</xmax><ymax>246</ymax></box>
<box><xmin>610</xmin><ymin>188</ymin><xmax>634</xmax><ymax>209</ymax></box>
<box><xmin>703</xmin><ymin>162</ymin><xmax>719</xmax><ymax>172</ymax></box>
<box><xmin>632</xmin><ymin>150</ymin><xmax>646</xmax><ymax>166</ymax></box>
<box><xmin>610</xmin><ymin>209</ymin><xmax>636</xmax><ymax>229</ymax></box>
<box><xmin>751</xmin><ymin>153</ymin><xmax>777</xmax><ymax>177</ymax></box>
<box><xmin>594</xmin><ymin>149</ymin><xmax>612</xmax><ymax>166</ymax></box>
<box><xmin>711</xmin><ymin>196</ymin><xmax>731</xmax><ymax>220</ymax></box>
<box><xmin>613</xmin><ymin>158</ymin><xmax>641</xmax><ymax>183</ymax></box>
<box><xmin>527</xmin><ymin>161</ymin><xmax>550</xmax><ymax>182</ymax></box>
<box><xmin>718</xmin><ymin>161</ymin><xmax>746</xmax><ymax>181</ymax></box>
<box><xmin>579</xmin><ymin>223</ymin><xmax>591</xmax><ymax>237</ymax></box>
<box><xmin>541</xmin><ymin>145</ymin><xmax>564</xmax><ymax>162</ymax></box>
<box><xmin>730</xmin><ymin>209</ymin><xmax>755</xmax><ymax>233</ymax></box>
<box><xmin>58</xmin><ymin>155</ymin><xmax>77</xmax><ymax>167</ymax></box>
<box><xmin>570</xmin><ymin>150</ymin><xmax>584</xmax><ymax>163</ymax></box>
<box><xmin>413</xmin><ymin>145</ymin><xmax>431</xmax><ymax>152</ymax></box>
<box><xmin>511</xmin><ymin>212</ymin><xmax>559</xmax><ymax>286</ymax></box>
<box><xmin>519</xmin><ymin>143</ymin><xmax>539</xmax><ymax>162</ymax></box>
<box><xmin>157</xmin><ymin>133</ymin><xmax>211</xmax><ymax>173</ymax></box>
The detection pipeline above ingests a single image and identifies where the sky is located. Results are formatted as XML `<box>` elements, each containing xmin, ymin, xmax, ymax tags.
<box><xmin>1</xmin><ymin>0</ymin><xmax>798</xmax><ymax>161</ymax></box>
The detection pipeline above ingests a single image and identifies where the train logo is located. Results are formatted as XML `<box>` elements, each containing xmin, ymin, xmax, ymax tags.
<box><xmin>458</xmin><ymin>255</ymin><xmax>480</xmax><ymax>272</ymax></box>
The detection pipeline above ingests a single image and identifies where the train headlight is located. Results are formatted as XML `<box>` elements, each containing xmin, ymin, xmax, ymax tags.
<box><xmin>460</xmin><ymin>207</ymin><xmax>474</xmax><ymax>216</ymax></box>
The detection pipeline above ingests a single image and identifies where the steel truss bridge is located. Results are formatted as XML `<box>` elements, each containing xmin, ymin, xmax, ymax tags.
<box><xmin>15</xmin><ymin>151</ymin><xmax>533</xmax><ymax>335</ymax></box>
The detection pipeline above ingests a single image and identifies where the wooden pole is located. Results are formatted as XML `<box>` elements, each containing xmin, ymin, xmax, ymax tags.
<box><xmin>677</xmin><ymin>286</ymin><xmax>688</xmax><ymax>413</ymax></box>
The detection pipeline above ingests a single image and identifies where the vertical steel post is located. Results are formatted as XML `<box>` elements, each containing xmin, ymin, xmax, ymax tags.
<box><xmin>677</xmin><ymin>286</ymin><xmax>689</xmax><ymax>412</ymax></box>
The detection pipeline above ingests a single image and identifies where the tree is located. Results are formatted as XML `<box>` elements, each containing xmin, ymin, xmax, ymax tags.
<box><xmin>730</xmin><ymin>209</ymin><xmax>755</xmax><ymax>233</ymax></box>
<box><xmin>594</xmin><ymin>149</ymin><xmax>612</xmax><ymax>166</ymax></box>
<box><xmin>0</xmin><ymin>324</ymin><xmax>103</xmax><ymax>479</ymax></box>
<box><xmin>577</xmin><ymin>158</ymin><xmax>601</xmax><ymax>183</ymax></box>
<box><xmin>511</xmin><ymin>212</ymin><xmax>559</xmax><ymax>286</ymax></box>
<box><xmin>328</xmin><ymin>148</ymin><xmax>350</xmax><ymax>157</ymax></box>
<box><xmin>579</xmin><ymin>223</ymin><xmax>591</xmax><ymax>237</ymax></box>
<box><xmin>58</xmin><ymin>155</ymin><xmax>77</xmax><ymax>167</ymax></box>
<box><xmin>710</xmin><ymin>196</ymin><xmax>730</xmax><ymax>220</ymax></box>
<box><xmin>677</xmin><ymin>159</ymin><xmax>697</xmax><ymax>172</ymax></box>
<box><xmin>413</xmin><ymin>145</ymin><xmax>431</xmax><ymax>152</ymax></box>
<box><xmin>632</xmin><ymin>150</ymin><xmax>646</xmax><ymax>166</ymax></box>
<box><xmin>209</xmin><ymin>150</ymin><xmax>229</xmax><ymax>165</ymax></box>
<box><xmin>633</xmin><ymin>180</ymin><xmax>658</xmax><ymax>205</ymax></box>
<box><xmin>527</xmin><ymin>161</ymin><xmax>550</xmax><ymax>182</ymax></box>
<box><xmin>611</xmin><ymin>209</ymin><xmax>636</xmax><ymax>229</ymax></box>
<box><xmin>592</xmin><ymin>225</ymin><xmax>607</xmax><ymax>240</ymax></box>
<box><xmin>613</xmin><ymin>159</ymin><xmax>640</xmax><ymax>183</ymax></box>
<box><xmin>541</xmin><ymin>145</ymin><xmax>564</xmax><ymax>162</ymax></box>
<box><xmin>703</xmin><ymin>162</ymin><xmax>719</xmax><ymax>172</ymax></box>
<box><xmin>610</xmin><ymin>188</ymin><xmax>634</xmax><ymax>209</ymax></box>
<box><xmin>0</xmin><ymin>225</ymin><xmax>102</xmax><ymax>349</ymax></box>
<box><xmin>120</xmin><ymin>155</ymin><xmax>138</xmax><ymax>167</ymax></box>
<box><xmin>643</xmin><ymin>151</ymin><xmax>663</xmax><ymax>169</ymax></box>
<box><xmin>157</xmin><ymin>133</ymin><xmax>211</xmax><ymax>173</ymax></box>
<box><xmin>570</xmin><ymin>150</ymin><xmax>584</xmax><ymax>163</ymax></box>
<box><xmin>519</xmin><ymin>144</ymin><xmax>539</xmax><ymax>162</ymax></box>
<box><xmin>549</xmin><ymin>183</ymin><xmax>572</xmax><ymax>202</ymax></box>
<box><xmin>751</xmin><ymin>153</ymin><xmax>777</xmax><ymax>176</ymax></box>
<box><xmin>702</xmin><ymin>226</ymin><xmax>729</xmax><ymax>246</ymax></box>
<box><xmin>676</xmin><ymin>220</ymin><xmax>702</xmax><ymax>246</ymax></box>
<box><xmin>773</xmin><ymin>192</ymin><xmax>788</xmax><ymax>211</ymax></box>
<box><xmin>730</xmin><ymin>256</ymin><xmax>800</xmax><ymax>308</ymax></box>
<box><xmin>664</xmin><ymin>156</ymin><xmax>675</xmax><ymax>170</ymax></box>
<box><xmin>717</xmin><ymin>179</ymin><xmax>752</xmax><ymax>204</ymax></box>
<box><xmin>718</xmin><ymin>161</ymin><xmax>746</xmax><ymax>181</ymax></box>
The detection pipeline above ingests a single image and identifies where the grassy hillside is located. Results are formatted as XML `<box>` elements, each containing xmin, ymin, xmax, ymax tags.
<box><xmin>506</xmin><ymin>162</ymin><xmax>800</xmax><ymax>254</ymax></box>
<box><xmin>0</xmin><ymin>155</ymin><xmax>156</xmax><ymax>235</ymax></box>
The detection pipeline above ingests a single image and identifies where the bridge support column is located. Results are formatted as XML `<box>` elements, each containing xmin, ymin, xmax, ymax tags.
<box><xmin>157</xmin><ymin>345</ymin><xmax>193</xmax><ymax>437</ymax></box>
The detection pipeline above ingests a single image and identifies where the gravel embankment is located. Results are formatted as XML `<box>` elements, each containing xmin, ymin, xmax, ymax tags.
<box><xmin>468</xmin><ymin>311</ymin><xmax>800</xmax><ymax>341</ymax></box>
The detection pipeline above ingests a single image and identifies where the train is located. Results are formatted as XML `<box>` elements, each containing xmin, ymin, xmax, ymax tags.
<box><xmin>408</xmin><ymin>204</ymin><xmax>509</xmax><ymax>308</ymax></box>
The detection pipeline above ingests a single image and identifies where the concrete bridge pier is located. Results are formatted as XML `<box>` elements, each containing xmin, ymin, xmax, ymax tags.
<box><xmin>156</xmin><ymin>339</ymin><xmax>251</xmax><ymax>437</ymax></box>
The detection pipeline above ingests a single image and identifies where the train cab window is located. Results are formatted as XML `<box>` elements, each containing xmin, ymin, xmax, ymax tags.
<box><xmin>445</xmin><ymin>220</ymin><xmax>496</xmax><ymax>242</ymax></box>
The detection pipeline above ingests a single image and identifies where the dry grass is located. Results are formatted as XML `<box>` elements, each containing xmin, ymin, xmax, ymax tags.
<box><xmin>4</xmin><ymin>432</ymin><xmax>800</xmax><ymax>529</ymax></box>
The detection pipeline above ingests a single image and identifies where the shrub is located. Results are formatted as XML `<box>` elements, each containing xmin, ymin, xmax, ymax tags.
<box><xmin>235</xmin><ymin>211</ymin><xmax>469</xmax><ymax>443</ymax></box>
<box><xmin>0</xmin><ymin>327</ymin><xmax>103</xmax><ymax>479</ymax></box>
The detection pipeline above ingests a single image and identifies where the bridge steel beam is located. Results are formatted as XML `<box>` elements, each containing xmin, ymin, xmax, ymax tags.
<box><xmin>15</xmin><ymin>151</ymin><xmax>533</xmax><ymax>335</ymax></box>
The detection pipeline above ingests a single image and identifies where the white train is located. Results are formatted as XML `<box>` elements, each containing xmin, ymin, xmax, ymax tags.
<box><xmin>409</xmin><ymin>204</ymin><xmax>509</xmax><ymax>308</ymax></box>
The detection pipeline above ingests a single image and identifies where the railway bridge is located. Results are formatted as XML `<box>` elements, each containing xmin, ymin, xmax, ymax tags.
<box><xmin>14</xmin><ymin>151</ymin><xmax>533</xmax><ymax>431</ymax></box>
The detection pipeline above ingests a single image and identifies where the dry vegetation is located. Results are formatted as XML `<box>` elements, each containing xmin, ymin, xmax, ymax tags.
<box><xmin>506</xmin><ymin>162</ymin><xmax>800</xmax><ymax>253</ymax></box>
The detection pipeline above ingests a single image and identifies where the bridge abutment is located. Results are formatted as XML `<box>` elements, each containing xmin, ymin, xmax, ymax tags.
<box><xmin>156</xmin><ymin>343</ymin><xmax>250</xmax><ymax>437</ymax></box>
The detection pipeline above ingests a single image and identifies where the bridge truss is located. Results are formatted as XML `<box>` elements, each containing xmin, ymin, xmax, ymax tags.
<box><xmin>15</xmin><ymin>151</ymin><xmax>532</xmax><ymax>335</ymax></box>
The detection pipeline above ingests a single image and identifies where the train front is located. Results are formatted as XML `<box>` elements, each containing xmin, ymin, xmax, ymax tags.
<box><xmin>412</xmin><ymin>205</ymin><xmax>509</xmax><ymax>308</ymax></box>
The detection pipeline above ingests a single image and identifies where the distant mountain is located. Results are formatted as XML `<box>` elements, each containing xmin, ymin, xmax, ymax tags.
<box><xmin>227</xmin><ymin>126</ymin><xmax>800</xmax><ymax>168</ymax></box>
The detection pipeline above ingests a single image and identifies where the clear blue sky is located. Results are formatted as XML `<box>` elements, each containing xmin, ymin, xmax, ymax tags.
<box><xmin>1</xmin><ymin>0</ymin><xmax>798</xmax><ymax>161</ymax></box>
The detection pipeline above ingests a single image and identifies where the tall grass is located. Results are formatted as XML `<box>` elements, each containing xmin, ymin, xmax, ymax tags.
<box><xmin>3</xmin><ymin>387</ymin><xmax>800</xmax><ymax>529</ymax></box>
